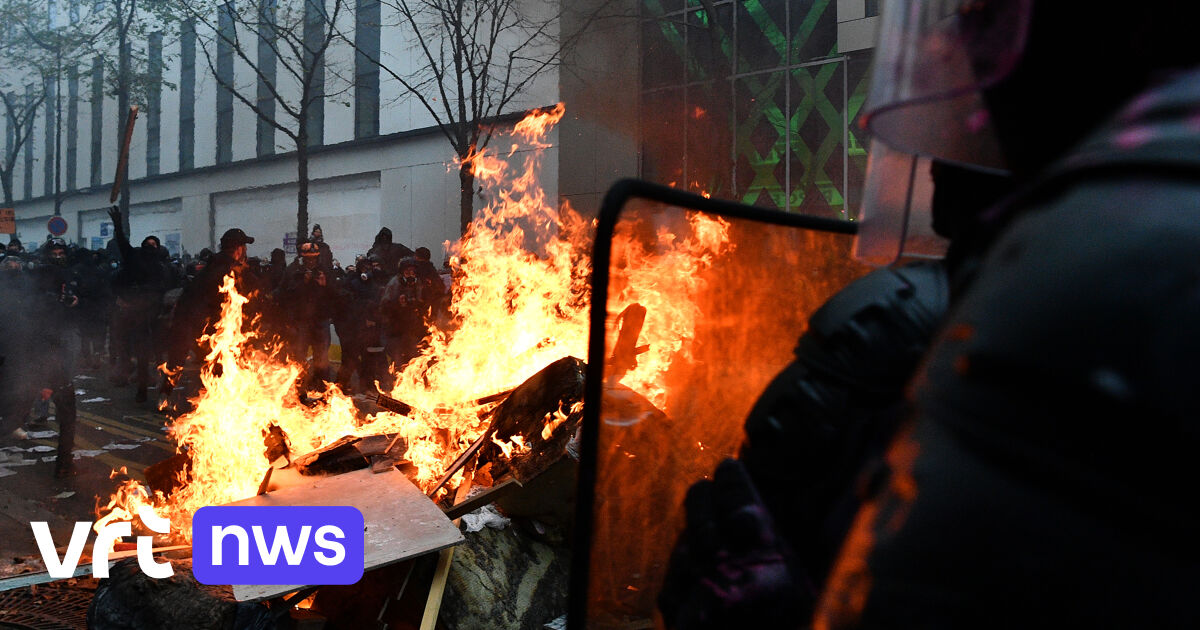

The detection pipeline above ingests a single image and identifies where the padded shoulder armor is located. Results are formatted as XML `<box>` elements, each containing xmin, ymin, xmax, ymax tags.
<box><xmin>740</xmin><ymin>260</ymin><xmax>950</xmax><ymax>585</ymax></box>
<box><xmin>797</xmin><ymin>261</ymin><xmax>949</xmax><ymax>396</ymax></box>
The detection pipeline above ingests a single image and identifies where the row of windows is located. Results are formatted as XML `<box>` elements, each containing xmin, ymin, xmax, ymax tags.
<box><xmin>639</xmin><ymin>0</ymin><xmax>873</xmax><ymax>219</ymax></box>
<box><xmin>3</xmin><ymin>2</ymin><xmax>383</xmax><ymax>205</ymax></box>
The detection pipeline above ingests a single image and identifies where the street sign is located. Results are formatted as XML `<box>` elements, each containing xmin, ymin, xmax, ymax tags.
<box><xmin>47</xmin><ymin>216</ymin><xmax>68</xmax><ymax>236</ymax></box>
<box><xmin>0</xmin><ymin>208</ymin><xmax>14</xmax><ymax>234</ymax></box>
<box><xmin>283</xmin><ymin>231</ymin><xmax>298</xmax><ymax>255</ymax></box>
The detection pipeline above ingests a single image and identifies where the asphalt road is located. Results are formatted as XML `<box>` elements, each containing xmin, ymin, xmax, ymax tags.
<box><xmin>0</xmin><ymin>361</ymin><xmax>176</xmax><ymax>577</ymax></box>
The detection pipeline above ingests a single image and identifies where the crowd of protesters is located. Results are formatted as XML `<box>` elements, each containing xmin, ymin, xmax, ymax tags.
<box><xmin>1</xmin><ymin>213</ymin><xmax>450</xmax><ymax>477</ymax></box>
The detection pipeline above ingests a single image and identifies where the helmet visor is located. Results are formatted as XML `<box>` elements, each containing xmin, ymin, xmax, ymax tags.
<box><xmin>852</xmin><ymin>142</ymin><xmax>946</xmax><ymax>266</ymax></box>
<box><xmin>863</xmin><ymin>0</ymin><xmax>1032</xmax><ymax>170</ymax></box>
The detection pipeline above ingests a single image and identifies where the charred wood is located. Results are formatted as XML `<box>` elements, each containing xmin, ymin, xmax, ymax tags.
<box><xmin>293</xmin><ymin>436</ymin><xmax>369</xmax><ymax>476</ymax></box>
<box><xmin>477</xmin><ymin>357</ymin><xmax>586</xmax><ymax>484</ymax></box>
<box><xmin>143</xmin><ymin>452</ymin><xmax>192</xmax><ymax>499</ymax></box>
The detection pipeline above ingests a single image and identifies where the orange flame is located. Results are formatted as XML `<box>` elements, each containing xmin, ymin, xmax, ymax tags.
<box><xmin>98</xmin><ymin>102</ymin><xmax>733</xmax><ymax>540</ymax></box>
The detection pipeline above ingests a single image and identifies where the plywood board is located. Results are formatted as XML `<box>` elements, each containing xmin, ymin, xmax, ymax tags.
<box><xmin>225</xmin><ymin>468</ymin><xmax>463</xmax><ymax>601</ymax></box>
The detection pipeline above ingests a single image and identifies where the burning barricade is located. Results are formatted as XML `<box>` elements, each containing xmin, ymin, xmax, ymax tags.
<box><xmin>81</xmin><ymin>104</ymin><xmax>738</xmax><ymax>628</ymax></box>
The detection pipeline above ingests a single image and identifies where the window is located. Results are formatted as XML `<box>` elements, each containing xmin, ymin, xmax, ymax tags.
<box><xmin>66</xmin><ymin>66</ymin><xmax>77</xmax><ymax>190</ymax></box>
<box><xmin>302</xmin><ymin>0</ymin><xmax>326</xmax><ymax>147</ymax></box>
<box><xmin>180</xmin><ymin>19</ymin><xmax>195</xmax><ymax>170</ymax></box>
<box><xmin>24</xmin><ymin>83</ymin><xmax>35</xmax><ymax>200</ymax></box>
<box><xmin>256</xmin><ymin>0</ymin><xmax>278</xmax><ymax>156</ymax></box>
<box><xmin>639</xmin><ymin>0</ymin><xmax>871</xmax><ymax>219</ymax></box>
<box><xmin>90</xmin><ymin>57</ymin><xmax>102</xmax><ymax>187</ymax></box>
<box><xmin>147</xmin><ymin>31</ymin><xmax>162</xmax><ymax>175</ymax></box>
<box><xmin>353</xmin><ymin>0</ymin><xmax>380</xmax><ymax>139</ymax></box>
<box><xmin>216</xmin><ymin>2</ymin><xmax>235</xmax><ymax>164</ymax></box>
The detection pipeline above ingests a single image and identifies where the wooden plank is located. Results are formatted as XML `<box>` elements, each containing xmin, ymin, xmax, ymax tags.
<box><xmin>229</xmin><ymin>469</ymin><xmax>464</xmax><ymax>602</ymax></box>
<box><xmin>419</xmin><ymin>475</ymin><xmax>474</xmax><ymax>630</ymax></box>
<box><xmin>443</xmin><ymin>477</ymin><xmax>522</xmax><ymax>520</ymax></box>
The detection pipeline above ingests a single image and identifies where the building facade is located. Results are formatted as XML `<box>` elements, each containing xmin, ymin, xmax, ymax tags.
<box><xmin>1</xmin><ymin>0</ymin><xmax>877</xmax><ymax>263</ymax></box>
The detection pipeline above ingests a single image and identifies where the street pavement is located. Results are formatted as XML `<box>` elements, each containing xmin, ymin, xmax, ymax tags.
<box><xmin>0</xmin><ymin>361</ymin><xmax>176</xmax><ymax>577</ymax></box>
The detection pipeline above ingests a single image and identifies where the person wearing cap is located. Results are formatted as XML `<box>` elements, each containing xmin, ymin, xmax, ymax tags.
<box><xmin>161</xmin><ymin>227</ymin><xmax>257</xmax><ymax>399</ymax></box>
<box><xmin>309</xmin><ymin>224</ymin><xmax>333</xmax><ymax>272</ymax></box>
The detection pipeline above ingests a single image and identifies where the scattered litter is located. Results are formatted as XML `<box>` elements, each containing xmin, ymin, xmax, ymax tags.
<box><xmin>27</xmin><ymin>445</ymin><xmax>56</xmax><ymax>453</ymax></box>
<box><xmin>102</xmin><ymin>443</ymin><xmax>142</xmax><ymax>450</ymax></box>
<box><xmin>41</xmin><ymin>456</ymin><xmax>57</xmax><ymax>463</ymax></box>
<box><xmin>544</xmin><ymin>615</ymin><xmax>567</xmax><ymax>630</ymax></box>
<box><xmin>75</xmin><ymin>389</ymin><xmax>86</xmax><ymax>395</ymax></box>
<box><xmin>72</xmin><ymin>449</ymin><xmax>105</xmax><ymax>459</ymax></box>
<box><xmin>52</xmin><ymin>491</ymin><xmax>75</xmax><ymax>499</ymax></box>
<box><xmin>462</xmin><ymin>504</ymin><xmax>511</xmax><ymax>533</ymax></box>
<box><xmin>26</xmin><ymin>430</ymin><xmax>57</xmax><ymax>439</ymax></box>
<box><xmin>80</xmin><ymin>397</ymin><xmax>110</xmax><ymax>403</ymax></box>
<box><xmin>74</xmin><ymin>375</ymin><xmax>96</xmax><ymax>380</ymax></box>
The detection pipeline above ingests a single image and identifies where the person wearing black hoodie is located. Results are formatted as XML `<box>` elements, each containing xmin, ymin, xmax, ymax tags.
<box><xmin>106</xmin><ymin>207</ymin><xmax>172</xmax><ymax>402</ymax></box>
<box><xmin>366</xmin><ymin>227</ymin><xmax>414</xmax><ymax>276</ymax></box>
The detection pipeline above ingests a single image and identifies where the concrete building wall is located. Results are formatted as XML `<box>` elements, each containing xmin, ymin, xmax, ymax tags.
<box><xmin>837</xmin><ymin>0</ymin><xmax>880</xmax><ymax>53</ymax></box>
<box><xmin>557</xmin><ymin>0</ymin><xmax>641</xmax><ymax>216</ymax></box>
<box><xmin>4</xmin><ymin>0</ymin><xmax>625</xmax><ymax>260</ymax></box>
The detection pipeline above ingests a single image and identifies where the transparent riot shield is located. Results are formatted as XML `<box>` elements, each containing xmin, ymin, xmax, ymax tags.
<box><xmin>569</xmin><ymin>179</ymin><xmax>865</xmax><ymax>628</ymax></box>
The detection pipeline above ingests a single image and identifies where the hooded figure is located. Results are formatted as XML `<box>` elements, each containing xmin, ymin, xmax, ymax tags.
<box><xmin>366</xmin><ymin>227</ymin><xmax>414</xmax><ymax>276</ymax></box>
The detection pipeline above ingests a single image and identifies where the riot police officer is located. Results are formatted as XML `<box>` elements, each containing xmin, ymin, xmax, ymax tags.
<box><xmin>816</xmin><ymin>2</ymin><xmax>1200</xmax><ymax>627</ymax></box>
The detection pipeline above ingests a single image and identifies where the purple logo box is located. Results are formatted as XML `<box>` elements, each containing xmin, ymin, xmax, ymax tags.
<box><xmin>192</xmin><ymin>506</ymin><xmax>365</xmax><ymax>585</ymax></box>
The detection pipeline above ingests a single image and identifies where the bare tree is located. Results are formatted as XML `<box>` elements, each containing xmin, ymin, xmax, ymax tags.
<box><xmin>0</xmin><ymin>90</ymin><xmax>46</xmax><ymax>206</ymax></box>
<box><xmin>13</xmin><ymin>0</ymin><xmax>121</xmax><ymax>215</ymax></box>
<box><xmin>0</xmin><ymin>0</ymin><xmax>179</xmax><ymax>224</ymax></box>
<box><xmin>346</xmin><ymin>0</ymin><xmax>616</xmax><ymax>234</ymax></box>
<box><xmin>0</xmin><ymin>0</ymin><xmax>62</xmax><ymax>206</ymax></box>
<box><xmin>93</xmin><ymin>0</ymin><xmax>181</xmax><ymax>228</ymax></box>
<box><xmin>181</xmin><ymin>0</ymin><xmax>350</xmax><ymax>239</ymax></box>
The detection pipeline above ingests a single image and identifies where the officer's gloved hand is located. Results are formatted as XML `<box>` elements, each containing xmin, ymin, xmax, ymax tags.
<box><xmin>658</xmin><ymin>458</ymin><xmax>812</xmax><ymax>629</ymax></box>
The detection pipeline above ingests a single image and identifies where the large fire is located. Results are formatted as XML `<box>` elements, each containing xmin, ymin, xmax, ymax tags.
<box><xmin>97</xmin><ymin>103</ymin><xmax>732</xmax><ymax>541</ymax></box>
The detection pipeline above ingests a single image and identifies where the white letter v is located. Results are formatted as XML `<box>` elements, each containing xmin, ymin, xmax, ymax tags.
<box><xmin>31</xmin><ymin>521</ymin><xmax>91</xmax><ymax>579</ymax></box>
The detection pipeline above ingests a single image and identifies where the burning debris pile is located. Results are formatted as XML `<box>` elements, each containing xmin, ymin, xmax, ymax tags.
<box><xmin>86</xmin><ymin>104</ymin><xmax>735</xmax><ymax>627</ymax></box>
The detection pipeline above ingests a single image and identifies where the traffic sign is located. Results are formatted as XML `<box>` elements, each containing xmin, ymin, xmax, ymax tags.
<box><xmin>47</xmin><ymin>216</ymin><xmax>68</xmax><ymax>236</ymax></box>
